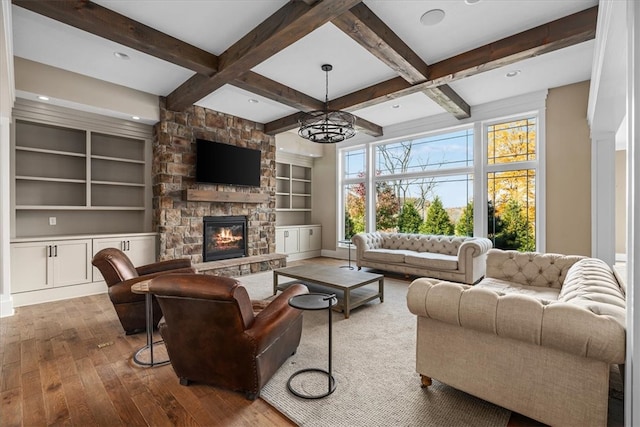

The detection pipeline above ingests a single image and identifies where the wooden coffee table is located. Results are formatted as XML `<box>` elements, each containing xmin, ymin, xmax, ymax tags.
<box><xmin>273</xmin><ymin>265</ymin><xmax>384</xmax><ymax>318</ymax></box>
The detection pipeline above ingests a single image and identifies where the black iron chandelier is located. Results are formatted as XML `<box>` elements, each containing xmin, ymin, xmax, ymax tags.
<box><xmin>298</xmin><ymin>64</ymin><xmax>356</xmax><ymax>144</ymax></box>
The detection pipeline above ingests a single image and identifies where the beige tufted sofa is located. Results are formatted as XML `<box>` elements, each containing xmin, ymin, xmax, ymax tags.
<box><xmin>352</xmin><ymin>232</ymin><xmax>493</xmax><ymax>284</ymax></box>
<box><xmin>407</xmin><ymin>249</ymin><xmax>626</xmax><ymax>427</ymax></box>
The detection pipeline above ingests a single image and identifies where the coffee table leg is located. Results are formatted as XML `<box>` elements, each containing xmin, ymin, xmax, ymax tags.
<box><xmin>344</xmin><ymin>289</ymin><xmax>350</xmax><ymax>319</ymax></box>
<box><xmin>379</xmin><ymin>277</ymin><xmax>384</xmax><ymax>303</ymax></box>
<box><xmin>273</xmin><ymin>271</ymin><xmax>277</xmax><ymax>295</ymax></box>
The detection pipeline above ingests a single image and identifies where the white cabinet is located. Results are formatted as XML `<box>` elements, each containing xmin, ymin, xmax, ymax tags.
<box><xmin>11</xmin><ymin>239</ymin><xmax>92</xmax><ymax>293</ymax></box>
<box><xmin>299</xmin><ymin>225</ymin><xmax>321</xmax><ymax>252</ymax></box>
<box><xmin>276</xmin><ymin>225</ymin><xmax>321</xmax><ymax>260</ymax></box>
<box><xmin>276</xmin><ymin>228</ymin><xmax>300</xmax><ymax>254</ymax></box>
<box><xmin>92</xmin><ymin>234</ymin><xmax>157</xmax><ymax>281</ymax></box>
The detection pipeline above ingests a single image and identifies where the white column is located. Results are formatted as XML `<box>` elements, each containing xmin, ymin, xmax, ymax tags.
<box><xmin>591</xmin><ymin>132</ymin><xmax>616</xmax><ymax>265</ymax></box>
<box><xmin>0</xmin><ymin>0</ymin><xmax>14</xmax><ymax>317</ymax></box>
<box><xmin>626</xmin><ymin>0</ymin><xmax>640</xmax><ymax>424</ymax></box>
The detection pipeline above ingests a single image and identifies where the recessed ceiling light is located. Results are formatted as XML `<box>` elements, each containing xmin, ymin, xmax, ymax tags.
<box><xmin>113</xmin><ymin>52</ymin><xmax>130</xmax><ymax>60</ymax></box>
<box><xmin>465</xmin><ymin>0</ymin><xmax>481</xmax><ymax>5</ymax></box>
<box><xmin>37</xmin><ymin>95</ymin><xmax>49</xmax><ymax>101</ymax></box>
<box><xmin>506</xmin><ymin>70</ymin><xmax>521</xmax><ymax>78</ymax></box>
<box><xmin>392</xmin><ymin>104</ymin><xmax>401</xmax><ymax>109</ymax></box>
<box><xmin>248</xmin><ymin>99</ymin><xmax>259</xmax><ymax>104</ymax></box>
<box><xmin>131</xmin><ymin>116</ymin><xmax>140</xmax><ymax>120</ymax></box>
<box><xmin>420</xmin><ymin>9</ymin><xmax>445</xmax><ymax>26</ymax></box>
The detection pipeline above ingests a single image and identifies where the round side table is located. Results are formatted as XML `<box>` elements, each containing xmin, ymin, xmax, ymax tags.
<box><xmin>287</xmin><ymin>293</ymin><xmax>338</xmax><ymax>399</ymax></box>
<box><xmin>338</xmin><ymin>239</ymin><xmax>354</xmax><ymax>270</ymax></box>
<box><xmin>131</xmin><ymin>279</ymin><xmax>170</xmax><ymax>367</ymax></box>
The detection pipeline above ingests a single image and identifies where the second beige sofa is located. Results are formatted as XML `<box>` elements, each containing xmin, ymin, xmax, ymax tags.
<box><xmin>407</xmin><ymin>249</ymin><xmax>626</xmax><ymax>427</ymax></box>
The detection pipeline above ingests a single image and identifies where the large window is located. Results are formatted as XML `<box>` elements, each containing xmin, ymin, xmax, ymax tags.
<box><xmin>485</xmin><ymin>118</ymin><xmax>537</xmax><ymax>251</ymax></box>
<box><xmin>340</xmin><ymin>128</ymin><xmax>475</xmax><ymax>239</ymax></box>
<box><xmin>339</xmin><ymin>114</ymin><xmax>541</xmax><ymax>251</ymax></box>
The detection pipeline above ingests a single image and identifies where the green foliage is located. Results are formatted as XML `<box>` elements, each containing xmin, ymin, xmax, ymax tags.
<box><xmin>420</xmin><ymin>196</ymin><xmax>454</xmax><ymax>235</ymax></box>
<box><xmin>397</xmin><ymin>201</ymin><xmax>422</xmax><ymax>233</ymax></box>
<box><xmin>491</xmin><ymin>199</ymin><xmax>535</xmax><ymax>251</ymax></box>
<box><xmin>375</xmin><ymin>182</ymin><xmax>400</xmax><ymax>231</ymax></box>
<box><xmin>455</xmin><ymin>201</ymin><xmax>474</xmax><ymax>236</ymax></box>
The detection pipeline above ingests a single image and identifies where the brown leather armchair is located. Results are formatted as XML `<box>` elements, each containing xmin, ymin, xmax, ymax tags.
<box><xmin>91</xmin><ymin>248</ymin><xmax>194</xmax><ymax>334</ymax></box>
<box><xmin>148</xmin><ymin>273</ymin><xmax>308</xmax><ymax>400</ymax></box>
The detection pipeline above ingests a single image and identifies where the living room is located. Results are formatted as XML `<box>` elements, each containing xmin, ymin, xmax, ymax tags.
<box><xmin>0</xmin><ymin>1</ymin><xmax>638</xmax><ymax>426</ymax></box>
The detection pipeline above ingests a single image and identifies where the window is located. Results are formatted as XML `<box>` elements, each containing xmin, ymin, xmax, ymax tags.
<box><xmin>338</xmin><ymin>111</ymin><xmax>542</xmax><ymax>251</ymax></box>
<box><xmin>485</xmin><ymin>117</ymin><xmax>538</xmax><ymax>251</ymax></box>
<box><xmin>340</xmin><ymin>128</ymin><xmax>475</xmax><ymax>238</ymax></box>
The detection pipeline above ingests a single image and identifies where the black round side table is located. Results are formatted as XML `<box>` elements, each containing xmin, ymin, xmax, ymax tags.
<box><xmin>287</xmin><ymin>292</ymin><xmax>338</xmax><ymax>399</ymax></box>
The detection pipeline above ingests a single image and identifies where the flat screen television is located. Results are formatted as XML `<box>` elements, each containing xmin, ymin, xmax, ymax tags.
<box><xmin>196</xmin><ymin>139</ymin><xmax>261</xmax><ymax>187</ymax></box>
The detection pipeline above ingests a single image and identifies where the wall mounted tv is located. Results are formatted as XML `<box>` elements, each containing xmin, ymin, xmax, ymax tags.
<box><xmin>196</xmin><ymin>139</ymin><xmax>262</xmax><ymax>187</ymax></box>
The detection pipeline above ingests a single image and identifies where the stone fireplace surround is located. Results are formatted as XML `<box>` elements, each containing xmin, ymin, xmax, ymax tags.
<box><xmin>152</xmin><ymin>99</ymin><xmax>285</xmax><ymax>276</ymax></box>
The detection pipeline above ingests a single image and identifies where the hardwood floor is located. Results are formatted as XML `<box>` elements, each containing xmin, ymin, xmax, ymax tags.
<box><xmin>1</xmin><ymin>258</ymin><xmax>624</xmax><ymax>426</ymax></box>
<box><xmin>0</xmin><ymin>291</ymin><xmax>295</xmax><ymax>426</ymax></box>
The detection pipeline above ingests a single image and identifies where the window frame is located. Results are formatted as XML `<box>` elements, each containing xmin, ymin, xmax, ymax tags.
<box><xmin>337</xmin><ymin>91</ymin><xmax>547</xmax><ymax>251</ymax></box>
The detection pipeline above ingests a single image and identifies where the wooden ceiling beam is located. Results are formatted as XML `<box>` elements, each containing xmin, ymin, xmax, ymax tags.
<box><xmin>12</xmin><ymin>0</ymin><xmax>218</xmax><ymax>76</ymax></box>
<box><xmin>264</xmin><ymin>111</ymin><xmax>383</xmax><ymax>137</ymax></box>
<box><xmin>331</xmin><ymin>5</ymin><xmax>597</xmax><ymax>113</ymax></box>
<box><xmin>166</xmin><ymin>0</ymin><xmax>363</xmax><ymax>111</ymax></box>
<box><xmin>231</xmin><ymin>72</ymin><xmax>324</xmax><ymax>111</ymax></box>
<box><xmin>332</xmin><ymin>3</ymin><xmax>470</xmax><ymax>119</ymax></box>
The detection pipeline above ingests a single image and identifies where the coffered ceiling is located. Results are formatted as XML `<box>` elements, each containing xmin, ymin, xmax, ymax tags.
<box><xmin>11</xmin><ymin>0</ymin><xmax>598</xmax><ymax>138</ymax></box>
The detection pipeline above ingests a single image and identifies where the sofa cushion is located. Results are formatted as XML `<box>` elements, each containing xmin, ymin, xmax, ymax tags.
<box><xmin>361</xmin><ymin>249</ymin><xmax>408</xmax><ymax>263</ymax></box>
<box><xmin>381</xmin><ymin>233</ymin><xmax>463</xmax><ymax>256</ymax></box>
<box><xmin>404</xmin><ymin>252</ymin><xmax>458</xmax><ymax>271</ymax></box>
<box><xmin>475</xmin><ymin>277</ymin><xmax>560</xmax><ymax>304</ymax></box>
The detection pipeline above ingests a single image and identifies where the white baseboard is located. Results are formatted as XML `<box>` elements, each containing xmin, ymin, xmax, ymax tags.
<box><xmin>11</xmin><ymin>281</ymin><xmax>107</xmax><ymax>307</ymax></box>
<box><xmin>616</xmin><ymin>252</ymin><xmax>627</xmax><ymax>262</ymax></box>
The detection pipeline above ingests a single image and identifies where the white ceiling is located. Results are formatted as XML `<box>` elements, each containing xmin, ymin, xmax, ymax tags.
<box><xmin>10</xmin><ymin>0</ymin><xmax>598</xmax><ymax>133</ymax></box>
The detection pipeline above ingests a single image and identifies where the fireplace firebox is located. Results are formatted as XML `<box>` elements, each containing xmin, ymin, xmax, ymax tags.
<box><xmin>203</xmin><ymin>216</ymin><xmax>247</xmax><ymax>261</ymax></box>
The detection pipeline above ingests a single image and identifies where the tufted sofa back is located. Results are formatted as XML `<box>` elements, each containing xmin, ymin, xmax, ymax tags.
<box><xmin>378</xmin><ymin>232</ymin><xmax>469</xmax><ymax>256</ymax></box>
<box><xmin>485</xmin><ymin>249</ymin><xmax>584</xmax><ymax>289</ymax></box>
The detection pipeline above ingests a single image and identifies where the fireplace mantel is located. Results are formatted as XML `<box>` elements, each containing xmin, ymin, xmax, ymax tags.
<box><xmin>186</xmin><ymin>189</ymin><xmax>269</xmax><ymax>204</ymax></box>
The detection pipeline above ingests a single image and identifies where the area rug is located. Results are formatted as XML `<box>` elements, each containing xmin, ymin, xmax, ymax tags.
<box><xmin>239</xmin><ymin>270</ymin><xmax>511</xmax><ymax>427</ymax></box>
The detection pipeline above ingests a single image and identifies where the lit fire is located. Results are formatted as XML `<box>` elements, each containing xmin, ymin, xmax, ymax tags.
<box><xmin>215</xmin><ymin>227</ymin><xmax>243</xmax><ymax>247</ymax></box>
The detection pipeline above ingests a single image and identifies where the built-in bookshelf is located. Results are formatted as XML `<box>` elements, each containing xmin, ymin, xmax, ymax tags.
<box><xmin>11</xmin><ymin>99</ymin><xmax>153</xmax><ymax>238</ymax></box>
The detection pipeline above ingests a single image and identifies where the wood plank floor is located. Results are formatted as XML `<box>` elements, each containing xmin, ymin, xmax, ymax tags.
<box><xmin>0</xmin><ymin>257</ymin><xmax>624</xmax><ymax>426</ymax></box>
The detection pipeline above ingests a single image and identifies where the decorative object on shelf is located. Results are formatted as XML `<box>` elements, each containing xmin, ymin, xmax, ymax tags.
<box><xmin>298</xmin><ymin>64</ymin><xmax>356</xmax><ymax>144</ymax></box>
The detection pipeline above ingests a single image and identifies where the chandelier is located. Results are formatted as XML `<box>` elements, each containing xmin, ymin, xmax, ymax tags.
<box><xmin>298</xmin><ymin>64</ymin><xmax>356</xmax><ymax>144</ymax></box>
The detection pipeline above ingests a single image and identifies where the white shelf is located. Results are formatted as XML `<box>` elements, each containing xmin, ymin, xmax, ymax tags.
<box><xmin>91</xmin><ymin>154</ymin><xmax>145</xmax><ymax>164</ymax></box>
<box><xmin>16</xmin><ymin>176</ymin><xmax>86</xmax><ymax>184</ymax></box>
<box><xmin>16</xmin><ymin>146</ymin><xmax>86</xmax><ymax>158</ymax></box>
<box><xmin>92</xmin><ymin>180</ymin><xmax>145</xmax><ymax>187</ymax></box>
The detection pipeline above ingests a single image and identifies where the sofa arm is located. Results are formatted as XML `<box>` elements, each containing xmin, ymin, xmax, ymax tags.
<box><xmin>458</xmin><ymin>238</ymin><xmax>492</xmax><ymax>259</ymax></box>
<box><xmin>136</xmin><ymin>258</ymin><xmax>194</xmax><ymax>276</ymax></box>
<box><xmin>407</xmin><ymin>277</ymin><xmax>626</xmax><ymax>364</ymax></box>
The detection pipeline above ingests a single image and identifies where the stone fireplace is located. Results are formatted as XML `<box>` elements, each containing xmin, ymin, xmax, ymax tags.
<box><xmin>203</xmin><ymin>216</ymin><xmax>247</xmax><ymax>261</ymax></box>
<box><xmin>152</xmin><ymin>100</ymin><xmax>285</xmax><ymax>276</ymax></box>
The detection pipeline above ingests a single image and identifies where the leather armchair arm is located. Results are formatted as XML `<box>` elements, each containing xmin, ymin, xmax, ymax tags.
<box><xmin>136</xmin><ymin>258</ymin><xmax>193</xmax><ymax>276</ymax></box>
<box><xmin>245</xmin><ymin>283</ymin><xmax>308</xmax><ymax>351</ymax></box>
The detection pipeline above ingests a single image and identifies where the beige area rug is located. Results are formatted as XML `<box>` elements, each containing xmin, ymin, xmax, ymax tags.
<box><xmin>239</xmin><ymin>270</ymin><xmax>511</xmax><ymax>427</ymax></box>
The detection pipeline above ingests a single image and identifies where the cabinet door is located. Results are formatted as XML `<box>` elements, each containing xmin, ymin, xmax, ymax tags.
<box><xmin>92</xmin><ymin>235</ymin><xmax>157</xmax><ymax>281</ymax></box>
<box><xmin>11</xmin><ymin>242</ymin><xmax>52</xmax><ymax>293</ymax></box>
<box><xmin>126</xmin><ymin>236</ymin><xmax>157</xmax><ymax>267</ymax></box>
<box><xmin>92</xmin><ymin>237</ymin><xmax>126</xmax><ymax>281</ymax></box>
<box><xmin>52</xmin><ymin>239</ymin><xmax>92</xmax><ymax>287</ymax></box>
<box><xmin>276</xmin><ymin>228</ymin><xmax>299</xmax><ymax>254</ymax></box>
<box><xmin>299</xmin><ymin>226</ymin><xmax>321</xmax><ymax>252</ymax></box>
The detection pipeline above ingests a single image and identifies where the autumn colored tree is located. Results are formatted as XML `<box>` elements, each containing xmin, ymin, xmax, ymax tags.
<box><xmin>397</xmin><ymin>201</ymin><xmax>422</xmax><ymax>233</ymax></box>
<box><xmin>375</xmin><ymin>182</ymin><xmax>399</xmax><ymax>231</ymax></box>
<box><xmin>455</xmin><ymin>201</ymin><xmax>474</xmax><ymax>236</ymax></box>
<box><xmin>420</xmin><ymin>196</ymin><xmax>454</xmax><ymax>235</ymax></box>
<box><xmin>487</xmin><ymin>118</ymin><xmax>537</xmax><ymax>250</ymax></box>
